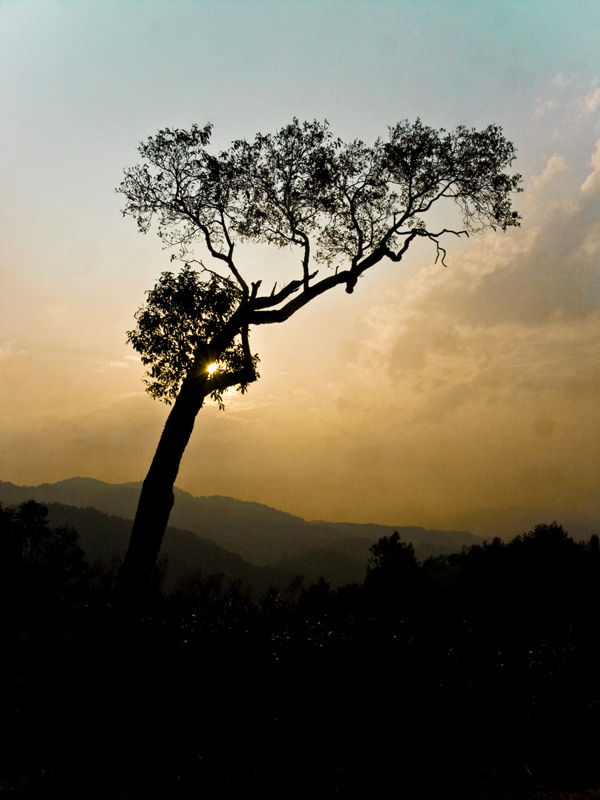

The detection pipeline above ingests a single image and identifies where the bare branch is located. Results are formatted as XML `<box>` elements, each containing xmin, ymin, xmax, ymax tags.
<box><xmin>252</xmin><ymin>270</ymin><xmax>318</xmax><ymax>310</ymax></box>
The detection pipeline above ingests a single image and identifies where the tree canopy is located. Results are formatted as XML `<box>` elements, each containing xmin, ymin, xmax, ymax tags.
<box><xmin>119</xmin><ymin>118</ymin><xmax>521</xmax><ymax>406</ymax></box>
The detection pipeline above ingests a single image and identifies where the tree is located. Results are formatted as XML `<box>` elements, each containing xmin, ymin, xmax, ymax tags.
<box><xmin>116</xmin><ymin>118</ymin><xmax>521</xmax><ymax>602</ymax></box>
<box><xmin>364</xmin><ymin>532</ymin><xmax>421</xmax><ymax>611</ymax></box>
<box><xmin>0</xmin><ymin>500</ymin><xmax>86</xmax><ymax>615</ymax></box>
<box><xmin>366</xmin><ymin>532</ymin><xmax>418</xmax><ymax>580</ymax></box>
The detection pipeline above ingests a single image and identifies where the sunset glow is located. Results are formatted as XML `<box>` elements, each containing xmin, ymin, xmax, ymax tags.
<box><xmin>0</xmin><ymin>1</ymin><xmax>598</xmax><ymax>531</ymax></box>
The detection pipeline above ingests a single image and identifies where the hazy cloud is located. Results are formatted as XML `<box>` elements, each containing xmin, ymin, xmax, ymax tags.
<box><xmin>46</xmin><ymin>304</ymin><xmax>68</xmax><ymax>316</ymax></box>
<box><xmin>528</xmin><ymin>153</ymin><xmax>567</xmax><ymax>192</ymax></box>
<box><xmin>534</xmin><ymin>99</ymin><xmax>556</xmax><ymax>119</ymax></box>
<box><xmin>581</xmin><ymin>137</ymin><xmax>600</xmax><ymax>194</ymax></box>
<box><xmin>164</xmin><ymin>106</ymin><xmax>600</xmax><ymax>523</ymax></box>
<box><xmin>582</xmin><ymin>86</ymin><xmax>600</xmax><ymax>114</ymax></box>
<box><xmin>0</xmin><ymin>340</ymin><xmax>25</xmax><ymax>361</ymax></box>
<box><xmin>311</xmin><ymin>122</ymin><xmax>600</xmax><ymax>519</ymax></box>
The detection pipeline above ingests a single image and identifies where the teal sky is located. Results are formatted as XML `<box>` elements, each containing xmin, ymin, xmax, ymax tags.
<box><xmin>1</xmin><ymin>1</ymin><xmax>599</xmax><ymax>526</ymax></box>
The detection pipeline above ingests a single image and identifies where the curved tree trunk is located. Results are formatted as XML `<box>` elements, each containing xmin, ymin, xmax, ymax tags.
<box><xmin>116</xmin><ymin>376</ymin><xmax>208</xmax><ymax>605</ymax></box>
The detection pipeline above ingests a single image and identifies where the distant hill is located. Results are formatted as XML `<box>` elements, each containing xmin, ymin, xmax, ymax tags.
<box><xmin>42</xmin><ymin>502</ymin><xmax>294</xmax><ymax>593</ymax></box>
<box><xmin>0</xmin><ymin>478</ymin><xmax>481</xmax><ymax>572</ymax></box>
<box><xmin>7</xmin><ymin>477</ymin><xmax>594</xmax><ymax>589</ymax></box>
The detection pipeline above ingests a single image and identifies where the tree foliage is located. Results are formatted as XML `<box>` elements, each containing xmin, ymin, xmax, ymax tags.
<box><xmin>119</xmin><ymin>119</ymin><xmax>521</xmax><ymax>269</ymax></box>
<box><xmin>119</xmin><ymin>118</ymin><xmax>521</xmax><ymax>407</ymax></box>
<box><xmin>127</xmin><ymin>265</ymin><xmax>259</xmax><ymax>405</ymax></box>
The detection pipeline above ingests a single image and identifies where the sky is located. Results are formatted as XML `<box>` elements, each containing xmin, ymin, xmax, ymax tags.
<box><xmin>1</xmin><ymin>0</ymin><xmax>599</xmax><ymax>528</ymax></box>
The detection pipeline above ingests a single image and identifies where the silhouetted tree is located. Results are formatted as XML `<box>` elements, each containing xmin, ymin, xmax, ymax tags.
<box><xmin>116</xmin><ymin>118</ymin><xmax>522</xmax><ymax>601</ymax></box>
<box><xmin>366</xmin><ymin>531</ymin><xmax>417</xmax><ymax>575</ymax></box>
<box><xmin>364</xmin><ymin>531</ymin><xmax>423</xmax><ymax>617</ymax></box>
<box><xmin>0</xmin><ymin>500</ymin><xmax>86</xmax><ymax>619</ymax></box>
<box><xmin>458</xmin><ymin>523</ymin><xmax>594</xmax><ymax>655</ymax></box>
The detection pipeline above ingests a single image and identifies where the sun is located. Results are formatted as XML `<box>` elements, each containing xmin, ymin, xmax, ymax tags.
<box><xmin>206</xmin><ymin>362</ymin><xmax>219</xmax><ymax>375</ymax></box>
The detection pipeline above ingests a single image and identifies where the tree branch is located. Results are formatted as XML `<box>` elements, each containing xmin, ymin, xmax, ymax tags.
<box><xmin>252</xmin><ymin>270</ymin><xmax>318</xmax><ymax>309</ymax></box>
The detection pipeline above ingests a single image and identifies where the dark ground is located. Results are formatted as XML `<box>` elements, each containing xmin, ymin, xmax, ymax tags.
<box><xmin>2</xmin><ymin>508</ymin><xmax>600</xmax><ymax>798</ymax></box>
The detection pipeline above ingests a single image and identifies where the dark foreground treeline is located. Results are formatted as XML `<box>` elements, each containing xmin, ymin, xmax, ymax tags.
<box><xmin>2</xmin><ymin>500</ymin><xmax>600</xmax><ymax>798</ymax></box>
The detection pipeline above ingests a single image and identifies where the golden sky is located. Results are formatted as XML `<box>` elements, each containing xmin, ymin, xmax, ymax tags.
<box><xmin>1</xmin><ymin>1</ymin><xmax>599</xmax><ymax>527</ymax></box>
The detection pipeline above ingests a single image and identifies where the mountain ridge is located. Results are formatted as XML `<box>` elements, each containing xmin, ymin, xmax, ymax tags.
<box><xmin>3</xmin><ymin>476</ymin><xmax>596</xmax><ymax>588</ymax></box>
<box><xmin>42</xmin><ymin>501</ymin><xmax>295</xmax><ymax>593</ymax></box>
<box><xmin>2</xmin><ymin>477</ymin><xmax>595</xmax><ymax>550</ymax></box>
<box><xmin>0</xmin><ymin>477</ymin><xmax>481</xmax><ymax>567</ymax></box>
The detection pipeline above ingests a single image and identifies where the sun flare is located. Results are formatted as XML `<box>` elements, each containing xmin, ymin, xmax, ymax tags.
<box><xmin>206</xmin><ymin>362</ymin><xmax>218</xmax><ymax>375</ymax></box>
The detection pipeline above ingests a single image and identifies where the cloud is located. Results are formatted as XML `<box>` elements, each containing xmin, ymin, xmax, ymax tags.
<box><xmin>582</xmin><ymin>86</ymin><xmax>600</xmax><ymax>114</ymax></box>
<box><xmin>327</xmin><ymin>128</ymin><xmax>600</xmax><ymax>518</ymax></box>
<box><xmin>527</xmin><ymin>153</ymin><xmax>567</xmax><ymax>193</ymax></box>
<box><xmin>196</xmin><ymin>108</ymin><xmax>599</xmax><ymax>522</ymax></box>
<box><xmin>46</xmin><ymin>304</ymin><xmax>68</xmax><ymax>316</ymax></box>
<box><xmin>0</xmin><ymin>392</ymin><xmax>165</xmax><ymax>487</ymax></box>
<box><xmin>97</xmin><ymin>356</ymin><xmax>140</xmax><ymax>372</ymax></box>
<box><xmin>581</xmin><ymin>137</ymin><xmax>600</xmax><ymax>194</ymax></box>
<box><xmin>0</xmin><ymin>340</ymin><xmax>26</xmax><ymax>361</ymax></box>
<box><xmin>551</xmin><ymin>73</ymin><xmax>573</xmax><ymax>89</ymax></box>
<box><xmin>0</xmin><ymin>341</ymin><xmax>28</xmax><ymax>387</ymax></box>
<box><xmin>358</xmin><ymin>137</ymin><xmax>600</xmax><ymax>383</ymax></box>
<box><xmin>534</xmin><ymin>99</ymin><xmax>556</xmax><ymax>119</ymax></box>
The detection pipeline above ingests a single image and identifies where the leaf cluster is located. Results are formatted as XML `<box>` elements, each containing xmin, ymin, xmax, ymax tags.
<box><xmin>127</xmin><ymin>265</ymin><xmax>258</xmax><ymax>403</ymax></box>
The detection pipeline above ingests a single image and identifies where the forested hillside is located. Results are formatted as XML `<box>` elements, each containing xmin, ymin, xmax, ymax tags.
<box><xmin>0</xmin><ymin>478</ymin><xmax>482</xmax><ymax>584</ymax></box>
<box><xmin>1</xmin><ymin>499</ymin><xmax>599</xmax><ymax>798</ymax></box>
<box><xmin>44</xmin><ymin>502</ymin><xmax>301</xmax><ymax>593</ymax></box>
